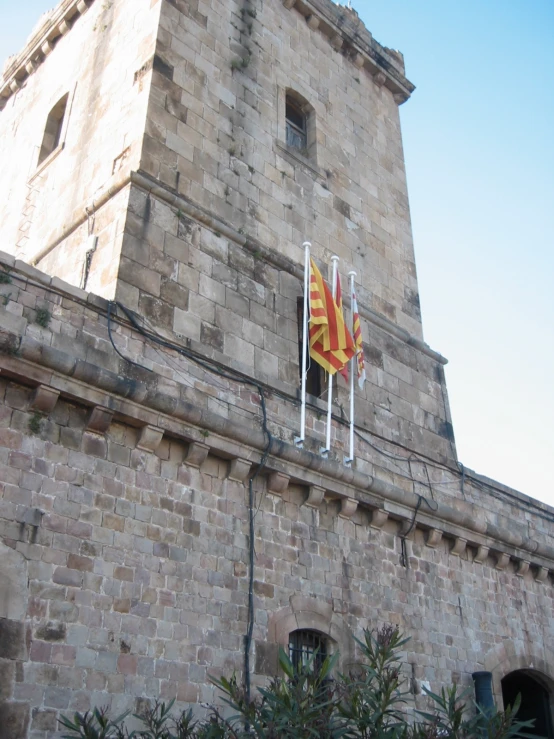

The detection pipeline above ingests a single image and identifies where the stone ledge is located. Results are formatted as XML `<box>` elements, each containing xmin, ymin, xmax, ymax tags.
<box><xmin>1</xmin><ymin>329</ymin><xmax>553</xmax><ymax>578</ymax></box>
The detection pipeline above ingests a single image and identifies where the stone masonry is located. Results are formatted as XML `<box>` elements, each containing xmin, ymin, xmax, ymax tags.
<box><xmin>1</xmin><ymin>1</ymin><xmax>553</xmax><ymax>738</ymax></box>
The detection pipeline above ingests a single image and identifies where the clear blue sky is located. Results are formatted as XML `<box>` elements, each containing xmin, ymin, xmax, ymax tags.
<box><xmin>2</xmin><ymin>1</ymin><xmax>553</xmax><ymax>504</ymax></box>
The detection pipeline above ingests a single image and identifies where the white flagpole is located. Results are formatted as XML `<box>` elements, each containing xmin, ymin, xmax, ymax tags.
<box><xmin>321</xmin><ymin>255</ymin><xmax>339</xmax><ymax>458</ymax></box>
<box><xmin>295</xmin><ymin>242</ymin><xmax>311</xmax><ymax>448</ymax></box>
<box><xmin>345</xmin><ymin>271</ymin><xmax>357</xmax><ymax>467</ymax></box>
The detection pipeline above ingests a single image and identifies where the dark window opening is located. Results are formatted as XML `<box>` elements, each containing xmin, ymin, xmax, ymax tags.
<box><xmin>38</xmin><ymin>94</ymin><xmax>68</xmax><ymax>166</ymax></box>
<box><xmin>297</xmin><ymin>297</ymin><xmax>322</xmax><ymax>397</ymax></box>
<box><xmin>502</xmin><ymin>671</ymin><xmax>554</xmax><ymax>738</ymax></box>
<box><xmin>289</xmin><ymin>629</ymin><xmax>327</xmax><ymax>673</ymax></box>
<box><xmin>286</xmin><ymin>97</ymin><xmax>307</xmax><ymax>152</ymax></box>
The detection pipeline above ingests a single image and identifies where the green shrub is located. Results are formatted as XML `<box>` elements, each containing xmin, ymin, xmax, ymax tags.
<box><xmin>59</xmin><ymin>627</ymin><xmax>534</xmax><ymax>738</ymax></box>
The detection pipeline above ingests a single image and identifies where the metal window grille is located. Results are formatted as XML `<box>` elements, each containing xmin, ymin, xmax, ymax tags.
<box><xmin>286</xmin><ymin>98</ymin><xmax>307</xmax><ymax>151</ymax></box>
<box><xmin>289</xmin><ymin>629</ymin><xmax>327</xmax><ymax>673</ymax></box>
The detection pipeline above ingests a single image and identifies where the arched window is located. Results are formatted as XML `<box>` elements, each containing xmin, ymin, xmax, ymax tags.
<box><xmin>38</xmin><ymin>93</ymin><xmax>68</xmax><ymax>166</ymax></box>
<box><xmin>289</xmin><ymin>629</ymin><xmax>328</xmax><ymax>673</ymax></box>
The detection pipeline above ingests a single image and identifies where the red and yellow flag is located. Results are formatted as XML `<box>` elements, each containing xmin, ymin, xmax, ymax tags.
<box><xmin>336</xmin><ymin>273</ymin><xmax>349</xmax><ymax>382</ymax></box>
<box><xmin>308</xmin><ymin>258</ymin><xmax>355</xmax><ymax>375</ymax></box>
<box><xmin>351</xmin><ymin>290</ymin><xmax>366</xmax><ymax>388</ymax></box>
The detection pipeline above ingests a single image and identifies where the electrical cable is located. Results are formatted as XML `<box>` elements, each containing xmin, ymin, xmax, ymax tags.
<box><xmin>106</xmin><ymin>301</ymin><xmax>152</xmax><ymax>372</ymax></box>
<box><xmin>3</xmin><ymin>266</ymin><xmax>550</xmax><ymax>523</ymax></box>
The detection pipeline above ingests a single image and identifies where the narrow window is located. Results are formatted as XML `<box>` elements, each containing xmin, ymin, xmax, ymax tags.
<box><xmin>297</xmin><ymin>298</ymin><xmax>322</xmax><ymax>397</ymax></box>
<box><xmin>38</xmin><ymin>94</ymin><xmax>68</xmax><ymax>166</ymax></box>
<box><xmin>286</xmin><ymin>96</ymin><xmax>307</xmax><ymax>152</ymax></box>
<box><xmin>289</xmin><ymin>629</ymin><xmax>327</xmax><ymax>673</ymax></box>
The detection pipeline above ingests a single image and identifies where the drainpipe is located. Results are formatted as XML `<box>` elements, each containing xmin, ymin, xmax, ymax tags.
<box><xmin>472</xmin><ymin>671</ymin><xmax>495</xmax><ymax>713</ymax></box>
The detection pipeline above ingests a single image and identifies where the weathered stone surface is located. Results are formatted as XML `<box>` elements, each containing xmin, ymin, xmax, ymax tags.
<box><xmin>0</xmin><ymin>701</ymin><xmax>30</xmax><ymax>739</ymax></box>
<box><xmin>0</xmin><ymin>0</ymin><xmax>551</xmax><ymax>729</ymax></box>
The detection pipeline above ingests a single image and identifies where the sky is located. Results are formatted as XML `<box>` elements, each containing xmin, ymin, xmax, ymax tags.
<box><xmin>1</xmin><ymin>0</ymin><xmax>553</xmax><ymax>504</ymax></box>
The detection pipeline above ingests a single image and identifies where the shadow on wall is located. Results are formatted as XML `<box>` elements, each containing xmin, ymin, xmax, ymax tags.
<box><xmin>0</xmin><ymin>542</ymin><xmax>29</xmax><ymax>739</ymax></box>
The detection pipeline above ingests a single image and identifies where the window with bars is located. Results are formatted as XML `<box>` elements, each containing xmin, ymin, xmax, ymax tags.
<box><xmin>289</xmin><ymin>629</ymin><xmax>328</xmax><ymax>673</ymax></box>
<box><xmin>286</xmin><ymin>96</ymin><xmax>308</xmax><ymax>153</ymax></box>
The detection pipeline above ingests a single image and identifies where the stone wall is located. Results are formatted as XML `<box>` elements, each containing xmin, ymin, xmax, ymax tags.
<box><xmin>1</xmin><ymin>258</ymin><xmax>554</xmax><ymax>739</ymax></box>
<box><xmin>115</xmin><ymin>182</ymin><xmax>455</xmax><ymax>465</ymax></box>
<box><xmin>140</xmin><ymin>0</ymin><xmax>422</xmax><ymax>337</ymax></box>
<box><xmin>1</xmin><ymin>1</ymin><xmax>553</xmax><ymax>736</ymax></box>
<box><xmin>0</xmin><ymin>0</ymin><xmax>160</xmax><ymax>293</ymax></box>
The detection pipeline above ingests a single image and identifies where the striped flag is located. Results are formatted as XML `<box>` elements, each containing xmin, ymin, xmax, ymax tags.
<box><xmin>351</xmin><ymin>290</ymin><xmax>366</xmax><ymax>389</ymax></box>
<box><xmin>336</xmin><ymin>273</ymin><xmax>349</xmax><ymax>382</ymax></box>
<box><xmin>309</xmin><ymin>258</ymin><xmax>355</xmax><ymax>375</ymax></box>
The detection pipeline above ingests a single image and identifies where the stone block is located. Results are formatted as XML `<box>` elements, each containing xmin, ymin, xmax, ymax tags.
<box><xmin>227</xmin><ymin>458</ymin><xmax>252</xmax><ymax>482</ymax></box>
<box><xmin>86</xmin><ymin>406</ymin><xmax>114</xmax><ymax>433</ymax></box>
<box><xmin>339</xmin><ymin>498</ymin><xmax>358</xmax><ymax>519</ymax></box>
<box><xmin>29</xmin><ymin>385</ymin><xmax>59</xmax><ymax>414</ymax></box>
<box><xmin>137</xmin><ymin>425</ymin><xmax>164</xmax><ymax>452</ymax></box>
<box><xmin>0</xmin><ymin>701</ymin><xmax>30</xmax><ymax>739</ymax></box>
<box><xmin>267</xmin><ymin>471</ymin><xmax>289</xmax><ymax>495</ymax></box>
<box><xmin>183</xmin><ymin>441</ymin><xmax>209</xmax><ymax>468</ymax></box>
<box><xmin>304</xmin><ymin>485</ymin><xmax>325</xmax><ymax>509</ymax></box>
<box><xmin>0</xmin><ymin>619</ymin><xmax>26</xmax><ymax>660</ymax></box>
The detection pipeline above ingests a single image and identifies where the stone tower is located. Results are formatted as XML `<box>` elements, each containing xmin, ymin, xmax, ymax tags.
<box><xmin>1</xmin><ymin>0</ymin><xmax>553</xmax><ymax>737</ymax></box>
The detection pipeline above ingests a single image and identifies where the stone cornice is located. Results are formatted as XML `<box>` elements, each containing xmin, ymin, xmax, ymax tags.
<box><xmin>0</xmin><ymin>0</ymin><xmax>93</xmax><ymax>108</ymax></box>
<box><xmin>282</xmin><ymin>0</ymin><xmax>415</xmax><ymax>103</ymax></box>
<box><xmin>0</xmin><ymin>0</ymin><xmax>414</xmax><ymax>110</ymax></box>
<box><xmin>0</xmin><ymin>323</ymin><xmax>553</xmax><ymax>580</ymax></box>
<box><xmin>0</xmin><ymin>258</ymin><xmax>553</xmax><ymax>581</ymax></box>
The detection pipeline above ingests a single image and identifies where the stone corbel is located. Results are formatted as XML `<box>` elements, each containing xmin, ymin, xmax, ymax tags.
<box><xmin>86</xmin><ymin>406</ymin><xmax>114</xmax><ymax>434</ymax></box>
<box><xmin>370</xmin><ymin>509</ymin><xmax>388</xmax><ymax>529</ymax></box>
<box><xmin>30</xmin><ymin>385</ymin><xmax>60</xmax><ymax>414</ymax></box>
<box><xmin>339</xmin><ymin>498</ymin><xmax>358</xmax><ymax>520</ymax></box>
<box><xmin>373</xmin><ymin>72</ymin><xmax>386</xmax><ymax>87</ymax></box>
<box><xmin>77</xmin><ymin>0</ymin><xmax>89</xmax><ymax>12</ymax></box>
<box><xmin>137</xmin><ymin>424</ymin><xmax>164</xmax><ymax>453</ymax></box>
<box><xmin>451</xmin><ymin>537</ymin><xmax>467</xmax><ymax>557</ymax></box>
<box><xmin>41</xmin><ymin>40</ymin><xmax>53</xmax><ymax>56</ymax></box>
<box><xmin>268</xmin><ymin>471</ymin><xmax>290</xmax><ymax>495</ymax></box>
<box><xmin>305</xmin><ymin>485</ymin><xmax>325</xmax><ymax>509</ymax></box>
<box><xmin>495</xmin><ymin>552</ymin><xmax>510</xmax><ymax>571</ymax></box>
<box><xmin>474</xmin><ymin>545</ymin><xmax>489</xmax><ymax>564</ymax></box>
<box><xmin>353</xmin><ymin>53</ymin><xmax>365</xmax><ymax>69</ymax></box>
<box><xmin>535</xmin><ymin>566</ymin><xmax>549</xmax><ymax>583</ymax></box>
<box><xmin>282</xmin><ymin>0</ymin><xmax>295</xmax><ymax>8</ymax></box>
<box><xmin>58</xmin><ymin>20</ymin><xmax>70</xmax><ymax>35</ymax></box>
<box><xmin>25</xmin><ymin>60</ymin><xmax>36</xmax><ymax>75</ymax></box>
<box><xmin>184</xmin><ymin>441</ymin><xmax>210</xmax><ymax>468</ymax></box>
<box><xmin>393</xmin><ymin>92</ymin><xmax>409</xmax><ymax>105</ymax></box>
<box><xmin>516</xmin><ymin>560</ymin><xmax>529</xmax><ymax>578</ymax></box>
<box><xmin>426</xmin><ymin>528</ymin><xmax>442</xmax><ymax>549</ymax></box>
<box><xmin>330</xmin><ymin>34</ymin><xmax>343</xmax><ymax>52</ymax></box>
<box><xmin>228</xmin><ymin>458</ymin><xmax>252</xmax><ymax>483</ymax></box>
<box><xmin>10</xmin><ymin>80</ymin><xmax>20</xmax><ymax>93</ymax></box>
<box><xmin>306</xmin><ymin>15</ymin><xmax>320</xmax><ymax>30</ymax></box>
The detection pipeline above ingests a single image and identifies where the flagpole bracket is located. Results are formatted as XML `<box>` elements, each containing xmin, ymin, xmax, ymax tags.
<box><xmin>294</xmin><ymin>436</ymin><xmax>304</xmax><ymax>448</ymax></box>
<box><xmin>319</xmin><ymin>447</ymin><xmax>329</xmax><ymax>459</ymax></box>
<box><xmin>343</xmin><ymin>456</ymin><xmax>353</xmax><ymax>468</ymax></box>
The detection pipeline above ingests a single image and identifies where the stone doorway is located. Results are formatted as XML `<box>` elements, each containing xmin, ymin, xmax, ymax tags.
<box><xmin>502</xmin><ymin>670</ymin><xmax>554</xmax><ymax>738</ymax></box>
